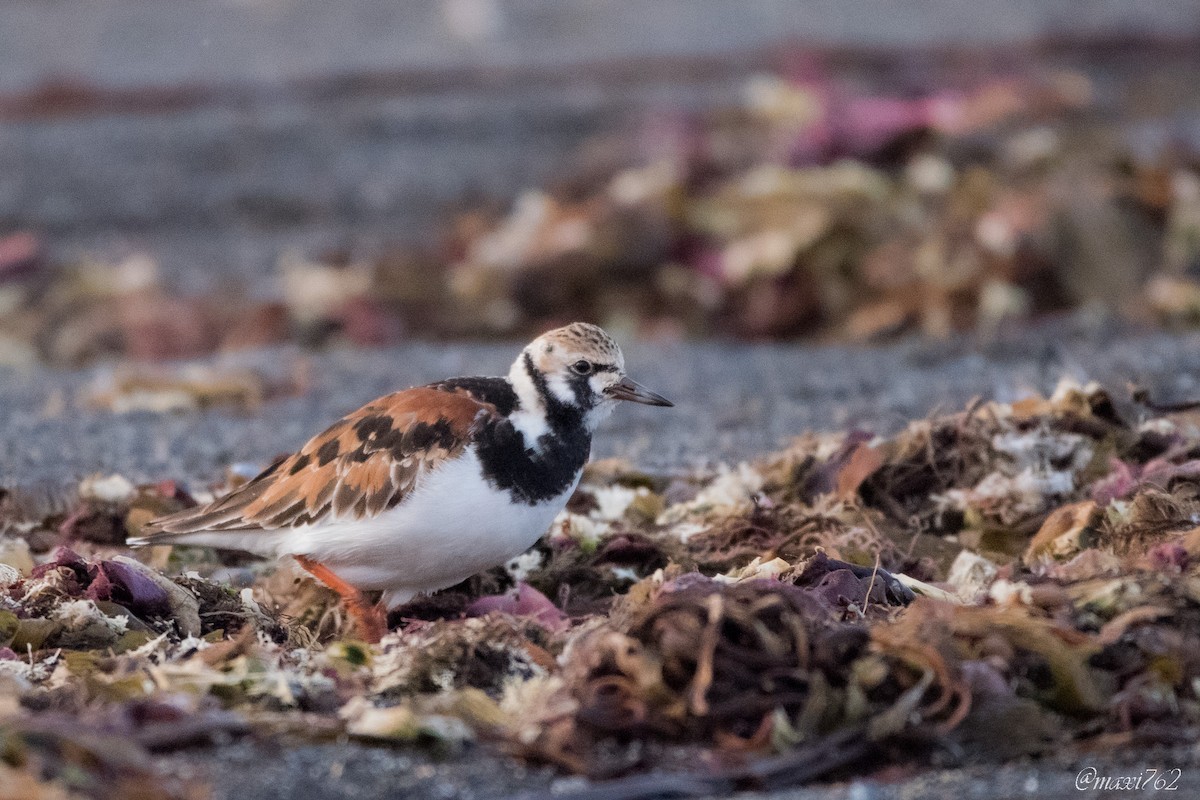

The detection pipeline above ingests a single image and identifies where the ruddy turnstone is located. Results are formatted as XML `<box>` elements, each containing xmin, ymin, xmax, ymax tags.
<box><xmin>130</xmin><ymin>323</ymin><xmax>671</xmax><ymax>641</ymax></box>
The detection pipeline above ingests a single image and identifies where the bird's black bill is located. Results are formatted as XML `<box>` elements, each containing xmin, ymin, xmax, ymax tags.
<box><xmin>607</xmin><ymin>376</ymin><xmax>673</xmax><ymax>407</ymax></box>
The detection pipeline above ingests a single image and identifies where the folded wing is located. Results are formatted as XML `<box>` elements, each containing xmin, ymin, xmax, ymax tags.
<box><xmin>133</xmin><ymin>387</ymin><xmax>493</xmax><ymax>544</ymax></box>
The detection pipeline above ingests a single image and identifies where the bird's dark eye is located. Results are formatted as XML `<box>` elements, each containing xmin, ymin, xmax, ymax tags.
<box><xmin>570</xmin><ymin>360</ymin><xmax>593</xmax><ymax>376</ymax></box>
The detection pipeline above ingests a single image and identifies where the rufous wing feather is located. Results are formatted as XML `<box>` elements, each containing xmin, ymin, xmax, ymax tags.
<box><xmin>132</xmin><ymin>387</ymin><xmax>494</xmax><ymax>545</ymax></box>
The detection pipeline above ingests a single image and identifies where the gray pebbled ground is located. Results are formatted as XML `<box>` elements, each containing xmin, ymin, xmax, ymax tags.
<box><xmin>153</xmin><ymin>724</ymin><xmax>1200</xmax><ymax>800</ymax></box>
<box><xmin>4</xmin><ymin>317</ymin><xmax>1200</xmax><ymax>491</ymax></box>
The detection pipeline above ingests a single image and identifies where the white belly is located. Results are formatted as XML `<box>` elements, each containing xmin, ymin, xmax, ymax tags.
<box><xmin>276</xmin><ymin>449</ymin><xmax>577</xmax><ymax>603</ymax></box>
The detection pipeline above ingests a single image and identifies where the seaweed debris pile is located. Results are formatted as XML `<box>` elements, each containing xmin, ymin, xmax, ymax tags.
<box><xmin>6</xmin><ymin>380</ymin><xmax>1200</xmax><ymax>796</ymax></box>
<box><xmin>4</xmin><ymin>55</ymin><xmax>1200</xmax><ymax>368</ymax></box>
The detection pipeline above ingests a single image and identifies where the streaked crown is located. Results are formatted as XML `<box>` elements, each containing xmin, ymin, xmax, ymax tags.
<box><xmin>528</xmin><ymin>322</ymin><xmax>625</xmax><ymax>376</ymax></box>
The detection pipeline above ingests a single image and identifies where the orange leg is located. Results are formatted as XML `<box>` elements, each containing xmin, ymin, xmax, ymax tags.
<box><xmin>294</xmin><ymin>555</ymin><xmax>388</xmax><ymax>643</ymax></box>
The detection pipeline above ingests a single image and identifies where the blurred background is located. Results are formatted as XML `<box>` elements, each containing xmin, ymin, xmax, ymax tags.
<box><xmin>3</xmin><ymin>0</ymin><xmax>1200</xmax><ymax>366</ymax></box>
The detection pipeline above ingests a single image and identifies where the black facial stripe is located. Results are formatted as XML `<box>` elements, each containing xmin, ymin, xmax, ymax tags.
<box><xmin>523</xmin><ymin>351</ymin><xmax>549</xmax><ymax>400</ymax></box>
<box><xmin>523</xmin><ymin>351</ymin><xmax>583</xmax><ymax>433</ymax></box>
<box><xmin>594</xmin><ymin>364</ymin><xmax>619</xmax><ymax>373</ymax></box>
<box><xmin>569</xmin><ymin>374</ymin><xmax>596</xmax><ymax>410</ymax></box>
<box><xmin>523</xmin><ymin>351</ymin><xmax>559</xmax><ymax>411</ymax></box>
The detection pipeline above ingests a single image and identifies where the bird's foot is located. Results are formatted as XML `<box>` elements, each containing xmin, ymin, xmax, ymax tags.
<box><xmin>345</xmin><ymin>598</ymin><xmax>388</xmax><ymax>644</ymax></box>
<box><xmin>294</xmin><ymin>554</ymin><xmax>389</xmax><ymax>644</ymax></box>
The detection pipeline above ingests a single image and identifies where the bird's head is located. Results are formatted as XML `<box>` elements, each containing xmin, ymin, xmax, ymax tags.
<box><xmin>509</xmin><ymin>322</ymin><xmax>672</xmax><ymax>431</ymax></box>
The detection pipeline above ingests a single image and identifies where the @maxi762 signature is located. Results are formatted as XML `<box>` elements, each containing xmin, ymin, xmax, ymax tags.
<box><xmin>1075</xmin><ymin>767</ymin><xmax>1181</xmax><ymax>791</ymax></box>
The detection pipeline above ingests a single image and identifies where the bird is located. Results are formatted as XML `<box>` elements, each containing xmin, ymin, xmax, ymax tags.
<box><xmin>130</xmin><ymin>323</ymin><xmax>672</xmax><ymax>642</ymax></box>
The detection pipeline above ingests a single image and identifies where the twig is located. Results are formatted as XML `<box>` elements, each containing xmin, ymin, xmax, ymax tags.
<box><xmin>862</xmin><ymin>552</ymin><xmax>881</xmax><ymax>613</ymax></box>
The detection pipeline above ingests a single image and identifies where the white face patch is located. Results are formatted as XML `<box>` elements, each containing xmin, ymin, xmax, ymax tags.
<box><xmin>589</xmin><ymin>372</ymin><xmax>617</xmax><ymax>398</ymax></box>
<box><xmin>546</xmin><ymin>372</ymin><xmax>578</xmax><ymax>406</ymax></box>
